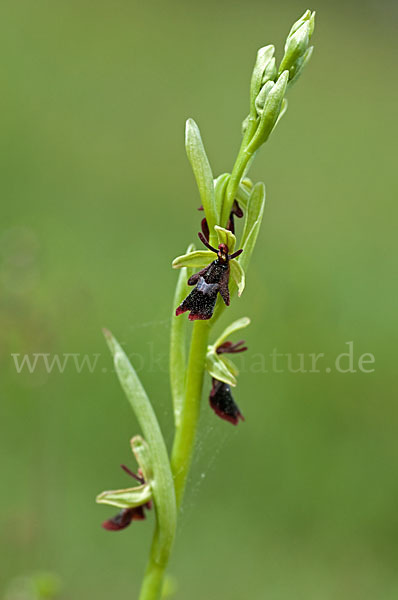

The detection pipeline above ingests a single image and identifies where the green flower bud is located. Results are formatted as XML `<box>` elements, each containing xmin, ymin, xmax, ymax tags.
<box><xmin>261</xmin><ymin>56</ymin><xmax>277</xmax><ymax>84</ymax></box>
<box><xmin>250</xmin><ymin>45</ymin><xmax>275</xmax><ymax>116</ymax></box>
<box><xmin>247</xmin><ymin>70</ymin><xmax>289</xmax><ymax>153</ymax></box>
<box><xmin>279</xmin><ymin>10</ymin><xmax>315</xmax><ymax>81</ymax></box>
<box><xmin>255</xmin><ymin>80</ymin><xmax>275</xmax><ymax>116</ymax></box>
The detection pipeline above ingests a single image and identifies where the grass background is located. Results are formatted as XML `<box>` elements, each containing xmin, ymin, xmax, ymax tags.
<box><xmin>1</xmin><ymin>0</ymin><xmax>397</xmax><ymax>598</ymax></box>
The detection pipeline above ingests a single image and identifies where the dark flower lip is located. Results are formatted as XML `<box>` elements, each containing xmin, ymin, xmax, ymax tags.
<box><xmin>209</xmin><ymin>379</ymin><xmax>244</xmax><ymax>425</ymax></box>
<box><xmin>175</xmin><ymin>232</ymin><xmax>243</xmax><ymax>321</ymax></box>
<box><xmin>102</xmin><ymin>506</ymin><xmax>147</xmax><ymax>531</ymax></box>
<box><xmin>101</xmin><ymin>464</ymin><xmax>151</xmax><ymax>532</ymax></box>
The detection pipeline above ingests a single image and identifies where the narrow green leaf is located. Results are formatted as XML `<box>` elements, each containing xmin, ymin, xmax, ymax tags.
<box><xmin>213</xmin><ymin>317</ymin><xmax>251</xmax><ymax>349</ymax></box>
<box><xmin>103</xmin><ymin>330</ymin><xmax>177</xmax><ymax>564</ymax></box>
<box><xmin>170</xmin><ymin>244</ymin><xmax>194</xmax><ymax>427</ymax></box>
<box><xmin>235</xmin><ymin>178</ymin><xmax>253</xmax><ymax>209</ymax></box>
<box><xmin>185</xmin><ymin>118</ymin><xmax>217</xmax><ymax>242</ymax></box>
<box><xmin>230</xmin><ymin>259</ymin><xmax>245</xmax><ymax>296</ymax></box>
<box><xmin>214</xmin><ymin>173</ymin><xmax>230</xmax><ymax>220</ymax></box>
<box><xmin>240</xmin><ymin>182</ymin><xmax>266</xmax><ymax>273</ymax></box>
<box><xmin>172</xmin><ymin>250</ymin><xmax>213</xmax><ymax>269</ymax></box>
<box><xmin>96</xmin><ymin>483</ymin><xmax>152</xmax><ymax>509</ymax></box>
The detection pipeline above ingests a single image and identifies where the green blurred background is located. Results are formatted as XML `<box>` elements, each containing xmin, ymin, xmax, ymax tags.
<box><xmin>1</xmin><ymin>0</ymin><xmax>397</xmax><ymax>598</ymax></box>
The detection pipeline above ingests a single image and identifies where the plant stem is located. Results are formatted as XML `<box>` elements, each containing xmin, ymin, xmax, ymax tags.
<box><xmin>221</xmin><ymin>117</ymin><xmax>257</xmax><ymax>226</ymax></box>
<box><xmin>171</xmin><ymin>319</ymin><xmax>211</xmax><ymax>507</ymax></box>
<box><xmin>138</xmin><ymin>528</ymin><xmax>168</xmax><ymax>600</ymax></box>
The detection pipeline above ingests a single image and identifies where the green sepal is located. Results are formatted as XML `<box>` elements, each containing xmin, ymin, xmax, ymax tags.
<box><xmin>230</xmin><ymin>259</ymin><xmax>245</xmax><ymax>296</ymax></box>
<box><xmin>213</xmin><ymin>316</ymin><xmax>251</xmax><ymax>349</ymax></box>
<box><xmin>240</xmin><ymin>182</ymin><xmax>266</xmax><ymax>272</ymax></box>
<box><xmin>185</xmin><ymin>118</ymin><xmax>217</xmax><ymax>244</ymax></box>
<box><xmin>206</xmin><ymin>349</ymin><xmax>237</xmax><ymax>387</ymax></box>
<box><xmin>131</xmin><ymin>435</ymin><xmax>154</xmax><ymax>483</ymax></box>
<box><xmin>96</xmin><ymin>483</ymin><xmax>152</xmax><ymax>509</ymax></box>
<box><xmin>172</xmin><ymin>250</ymin><xmax>213</xmax><ymax>269</ymax></box>
<box><xmin>214</xmin><ymin>225</ymin><xmax>236</xmax><ymax>253</ymax></box>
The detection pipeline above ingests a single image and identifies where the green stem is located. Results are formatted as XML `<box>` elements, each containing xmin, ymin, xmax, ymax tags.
<box><xmin>221</xmin><ymin>117</ymin><xmax>257</xmax><ymax>226</ymax></box>
<box><xmin>171</xmin><ymin>320</ymin><xmax>211</xmax><ymax>507</ymax></box>
<box><xmin>138</xmin><ymin>528</ymin><xmax>168</xmax><ymax>600</ymax></box>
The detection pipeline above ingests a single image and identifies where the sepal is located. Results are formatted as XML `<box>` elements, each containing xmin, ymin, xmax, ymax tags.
<box><xmin>172</xmin><ymin>250</ymin><xmax>214</xmax><ymax>269</ymax></box>
<box><xmin>206</xmin><ymin>349</ymin><xmax>237</xmax><ymax>387</ymax></box>
<box><xmin>96</xmin><ymin>483</ymin><xmax>152</xmax><ymax>510</ymax></box>
<box><xmin>213</xmin><ymin>317</ymin><xmax>251</xmax><ymax>349</ymax></box>
<box><xmin>230</xmin><ymin>259</ymin><xmax>245</xmax><ymax>296</ymax></box>
<box><xmin>214</xmin><ymin>226</ymin><xmax>236</xmax><ymax>254</ymax></box>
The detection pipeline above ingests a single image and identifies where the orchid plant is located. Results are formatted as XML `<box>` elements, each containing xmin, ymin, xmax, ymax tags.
<box><xmin>96</xmin><ymin>10</ymin><xmax>316</xmax><ymax>599</ymax></box>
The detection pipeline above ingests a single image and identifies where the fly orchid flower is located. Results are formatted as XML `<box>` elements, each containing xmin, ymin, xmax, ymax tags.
<box><xmin>96</xmin><ymin>436</ymin><xmax>154</xmax><ymax>532</ymax></box>
<box><xmin>173</xmin><ymin>227</ymin><xmax>245</xmax><ymax>321</ymax></box>
<box><xmin>205</xmin><ymin>317</ymin><xmax>250</xmax><ymax>424</ymax></box>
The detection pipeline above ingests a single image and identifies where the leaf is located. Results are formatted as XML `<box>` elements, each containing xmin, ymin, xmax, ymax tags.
<box><xmin>214</xmin><ymin>173</ymin><xmax>230</xmax><ymax>220</ymax></box>
<box><xmin>214</xmin><ymin>225</ymin><xmax>236</xmax><ymax>254</ymax></box>
<box><xmin>185</xmin><ymin>118</ymin><xmax>217</xmax><ymax>240</ymax></box>
<box><xmin>213</xmin><ymin>316</ymin><xmax>251</xmax><ymax>349</ymax></box>
<box><xmin>172</xmin><ymin>250</ymin><xmax>213</xmax><ymax>269</ymax></box>
<box><xmin>239</xmin><ymin>182</ymin><xmax>266</xmax><ymax>273</ymax></box>
<box><xmin>235</xmin><ymin>178</ymin><xmax>253</xmax><ymax>209</ymax></box>
<box><xmin>96</xmin><ymin>483</ymin><xmax>152</xmax><ymax>509</ymax></box>
<box><xmin>230</xmin><ymin>259</ymin><xmax>245</xmax><ymax>296</ymax></box>
<box><xmin>103</xmin><ymin>329</ymin><xmax>177</xmax><ymax>560</ymax></box>
<box><xmin>170</xmin><ymin>244</ymin><xmax>195</xmax><ymax>427</ymax></box>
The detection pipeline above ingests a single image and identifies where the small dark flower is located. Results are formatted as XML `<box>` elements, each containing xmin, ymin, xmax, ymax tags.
<box><xmin>175</xmin><ymin>233</ymin><xmax>243</xmax><ymax>321</ymax></box>
<box><xmin>208</xmin><ymin>337</ymin><xmax>248</xmax><ymax>424</ymax></box>
<box><xmin>102</xmin><ymin>506</ymin><xmax>147</xmax><ymax>531</ymax></box>
<box><xmin>210</xmin><ymin>378</ymin><xmax>244</xmax><ymax>425</ymax></box>
<box><xmin>101</xmin><ymin>465</ymin><xmax>152</xmax><ymax>532</ymax></box>
<box><xmin>226</xmin><ymin>200</ymin><xmax>244</xmax><ymax>234</ymax></box>
<box><xmin>199</xmin><ymin>200</ymin><xmax>244</xmax><ymax>238</ymax></box>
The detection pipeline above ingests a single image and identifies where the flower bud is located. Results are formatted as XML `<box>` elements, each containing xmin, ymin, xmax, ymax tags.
<box><xmin>250</xmin><ymin>45</ymin><xmax>276</xmax><ymax>117</ymax></box>
<box><xmin>247</xmin><ymin>70</ymin><xmax>289</xmax><ymax>153</ymax></box>
<box><xmin>255</xmin><ymin>80</ymin><xmax>275</xmax><ymax>116</ymax></box>
<box><xmin>279</xmin><ymin>10</ymin><xmax>315</xmax><ymax>82</ymax></box>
